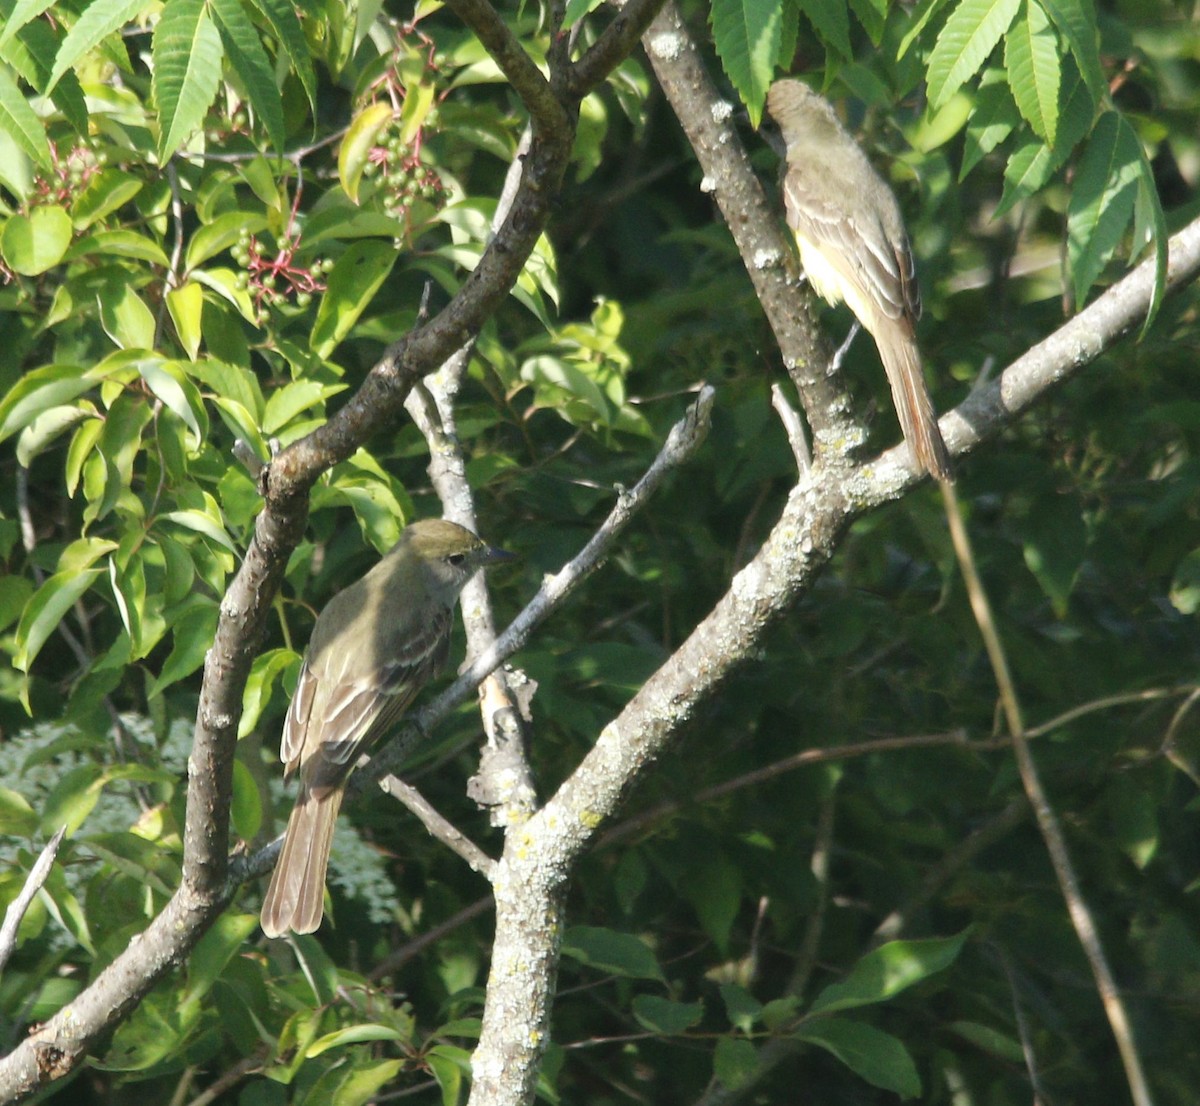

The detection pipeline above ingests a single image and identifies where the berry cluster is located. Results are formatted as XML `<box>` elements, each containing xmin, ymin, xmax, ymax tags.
<box><xmin>32</xmin><ymin>140</ymin><xmax>106</xmax><ymax>206</ymax></box>
<box><xmin>230</xmin><ymin>227</ymin><xmax>332</xmax><ymax>320</ymax></box>
<box><xmin>363</xmin><ymin>120</ymin><xmax>449</xmax><ymax>223</ymax></box>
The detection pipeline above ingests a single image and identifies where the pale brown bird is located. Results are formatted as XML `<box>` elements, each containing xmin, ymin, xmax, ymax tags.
<box><xmin>260</xmin><ymin>518</ymin><xmax>513</xmax><ymax>937</ymax></box>
<box><xmin>767</xmin><ymin>79</ymin><xmax>952</xmax><ymax>481</ymax></box>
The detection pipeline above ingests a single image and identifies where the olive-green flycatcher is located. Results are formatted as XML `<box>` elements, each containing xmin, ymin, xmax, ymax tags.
<box><xmin>260</xmin><ymin>518</ymin><xmax>513</xmax><ymax>937</ymax></box>
<box><xmin>767</xmin><ymin>79</ymin><xmax>952</xmax><ymax>481</ymax></box>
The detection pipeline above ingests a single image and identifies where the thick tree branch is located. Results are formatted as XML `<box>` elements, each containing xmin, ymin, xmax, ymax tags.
<box><xmin>569</xmin><ymin>0</ymin><xmax>669</xmax><ymax>97</ymax></box>
<box><xmin>641</xmin><ymin>1</ymin><xmax>857</xmax><ymax>462</ymax></box>
<box><xmin>0</xmin><ymin>9</ymin><xmax>603</xmax><ymax>1098</ymax></box>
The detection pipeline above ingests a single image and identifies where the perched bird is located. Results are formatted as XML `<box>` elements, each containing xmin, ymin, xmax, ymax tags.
<box><xmin>766</xmin><ymin>78</ymin><xmax>952</xmax><ymax>481</ymax></box>
<box><xmin>260</xmin><ymin>518</ymin><xmax>513</xmax><ymax>937</ymax></box>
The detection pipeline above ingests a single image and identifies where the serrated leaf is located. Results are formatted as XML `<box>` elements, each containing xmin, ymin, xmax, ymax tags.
<box><xmin>798</xmin><ymin>0</ymin><xmax>852</xmax><ymax>59</ymax></box>
<box><xmin>847</xmin><ymin>0</ymin><xmax>887</xmax><ymax>43</ymax></box>
<box><xmin>47</xmin><ymin>0</ymin><xmax>149</xmax><ymax>93</ymax></box>
<box><xmin>712</xmin><ymin>0</ymin><xmax>785</xmax><ymax>126</ymax></box>
<box><xmin>0</xmin><ymin>0</ymin><xmax>57</xmax><ymax>50</ymax></box>
<box><xmin>899</xmin><ymin>0</ymin><xmax>953</xmax><ymax>59</ymax></box>
<box><xmin>309</xmin><ymin>240</ymin><xmax>396</xmax><ymax>358</ymax></box>
<box><xmin>810</xmin><ymin>932</ymin><xmax>969</xmax><ymax>1015</ymax></box>
<box><xmin>1005</xmin><ymin>0</ymin><xmax>1059</xmax><ymax>145</ymax></box>
<box><xmin>561</xmin><ymin>926</ymin><xmax>664</xmax><ymax>981</ymax></box>
<box><xmin>960</xmin><ymin>76</ymin><xmax>1019</xmax><ymax>178</ymax></box>
<box><xmin>1067</xmin><ymin>110</ymin><xmax>1141</xmax><ymax>307</ymax></box>
<box><xmin>15</xmin><ymin>567</ymin><xmax>103</xmax><ymax>673</ymax></box>
<box><xmin>927</xmin><ymin>0</ymin><xmax>1021</xmax><ymax>109</ymax></box>
<box><xmin>152</xmin><ymin>0</ymin><xmax>224</xmax><ymax>161</ymax></box>
<box><xmin>1</xmin><ymin>204</ymin><xmax>72</xmax><ymax>274</ymax></box>
<box><xmin>1039</xmin><ymin>0</ymin><xmax>1104</xmax><ymax>101</ymax></box>
<box><xmin>994</xmin><ymin>60</ymin><xmax>1092</xmax><ymax>215</ymax></box>
<box><xmin>338</xmin><ymin>100</ymin><xmax>394</xmax><ymax>204</ymax></box>
<box><xmin>210</xmin><ymin>0</ymin><xmax>285</xmax><ymax>152</ymax></box>
<box><xmin>246</xmin><ymin>0</ymin><xmax>315</xmax><ymax>116</ymax></box>
<box><xmin>795</xmin><ymin>1018</ymin><xmax>921</xmax><ymax>1097</ymax></box>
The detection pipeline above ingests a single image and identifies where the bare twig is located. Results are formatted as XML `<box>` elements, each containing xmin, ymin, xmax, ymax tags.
<box><xmin>770</xmin><ymin>383</ymin><xmax>811</xmax><ymax>471</ymax></box>
<box><xmin>378</xmin><ymin>776</ymin><xmax>497</xmax><ymax>879</ymax></box>
<box><xmin>0</xmin><ymin>829</ymin><xmax>66</xmax><ymax>974</ymax></box>
<box><xmin>940</xmin><ymin>479</ymin><xmax>1155</xmax><ymax>1106</ymax></box>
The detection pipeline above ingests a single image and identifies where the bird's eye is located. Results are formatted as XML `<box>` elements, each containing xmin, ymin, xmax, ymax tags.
<box><xmin>446</xmin><ymin>553</ymin><xmax>467</xmax><ymax>566</ymax></box>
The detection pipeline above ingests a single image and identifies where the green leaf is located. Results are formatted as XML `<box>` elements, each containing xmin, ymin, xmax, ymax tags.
<box><xmin>156</xmin><ymin>507</ymin><xmax>236</xmax><ymax>552</ymax></box>
<box><xmin>66</xmin><ymin>229</ymin><xmax>168</xmax><ymax>265</ymax></box>
<box><xmin>309</xmin><ymin>240</ymin><xmax>397</xmax><ymax>358</ymax></box>
<box><xmin>994</xmin><ymin>60</ymin><xmax>1092</xmax><ymax>215</ymax></box>
<box><xmin>795</xmin><ymin>1018</ymin><xmax>921</xmax><ymax>1097</ymax></box>
<box><xmin>152</xmin><ymin>0</ymin><xmax>224</xmax><ymax>161</ymax></box>
<box><xmin>947</xmin><ymin>1019</ymin><xmax>1026</xmax><ymax>1061</ymax></box>
<box><xmin>16</xmin><ymin>404</ymin><xmax>92</xmax><ymax>466</ymax></box>
<box><xmin>798</xmin><ymin>0</ymin><xmax>852</xmax><ymax>59</ymax></box>
<box><xmin>0</xmin><ymin>62</ymin><xmax>50</xmax><ymax>168</ymax></box>
<box><xmin>0</xmin><ymin>0</ymin><xmax>58</xmax><ymax>50</ymax></box>
<box><xmin>426</xmin><ymin>1045</ymin><xmax>469</xmax><ymax>1106</ymax></box>
<box><xmin>246</xmin><ymin>0</ymin><xmax>315</xmax><ymax>116</ymax></box>
<box><xmin>713</xmin><ymin>1036</ymin><xmax>758</xmax><ymax>1091</ymax></box>
<box><xmin>166</xmin><ymin>281</ymin><xmax>204</xmax><ymax>359</ymax></box>
<box><xmin>138</xmin><ymin>358</ymin><xmax>207</xmax><ymax>445</ymax></box>
<box><xmin>1</xmin><ymin>204</ymin><xmax>72</xmax><ymax>275</ymax></box>
<box><xmin>720</xmin><ymin>983</ymin><xmax>763</xmax><ymax>1033</ymax></box>
<box><xmin>562</xmin><ymin>0</ymin><xmax>604</xmax><ymax>29</ymax></box>
<box><xmin>239</xmin><ymin>647</ymin><xmax>299</xmax><ymax>737</ymax></box>
<box><xmin>179</xmin><ymin>913</ymin><xmax>259</xmax><ymax>1022</ymax></box>
<box><xmin>847</xmin><ymin>0</ymin><xmax>887</xmax><ymax>43</ymax></box>
<box><xmin>809</xmin><ymin>931</ymin><xmax>969</xmax><ymax>1014</ymax></box>
<box><xmin>1067</xmin><ymin>110</ymin><xmax>1141</xmax><ymax>308</ymax></box>
<box><xmin>209</xmin><ymin>0</ymin><xmax>285</xmax><ymax>152</ymax></box>
<box><xmin>899</xmin><ymin>0</ymin><xmax>953</xmax><ymax>58</ymax></box>
<box><xmin>147</xmin><ymin>600</ymin><xmax>218</xmax><ymax>695</ymax></box>
<box><xmin>1022</xmin><ymin>491</ymin><xmax>1087</xmax><ymax>616</ymax></box>
<box><xmin>307</xmin><ymin>1025</ymin><xmax>406</xmax><ymax>1057</ymax></box>
<box><xmin>15</xmin><ymin>567</ymin><xmax>102</xmax><ymax>674</ymax></box>
<box><xmin>1004</xmin><ymin>0</ymin><xmax>1059</xmax><ymax>145</ymax></box>
<box><xmin>339</xmin><ymin>1061</ymin><xmax>409</xmax><ymax>1106</ymax></box>
<box><xmin>47</xmin><ymin>0</ymin><xmax>149</xmax><ymax>93</ymax></box>
<box><xmin>40</xmin><ymin>763</ymin><xmax>105</xmax><ymax>834</ymax></box>
<box><xmin>97</xmin><ymin>284</ymin><xmax>156</xmax><ymax>350</ymax></box>
<box><xmin>231</xmin><ymin>758</ymin><xmax>262</xmax><ymax>841</ymax></box>
<box><xmin>338</xmin><ymin>100</ymin><xmax>394</xmax><ymax>204</ymax></box>
<box><xmin>185</xmin><ymin>210</ymin><xmax>269</xmax><ymax>270</ymax></box>
<box><xmin>631</xmin><ymin>995</ymin><xmax>705</xmax><ymax>1034</ymax></box>
<box><xmin>1131</xmin><ymin>134</ymin><xmax>1167</xmax><ymax>335</ymax></box>
<box><xmin>1039</xmin><ymin>0</ymin><xmax>1104</xmax><ymax>101</ymax></box>
<box><xmin>711</xmin><ymin>0</ymin><xmax>785</xmax><ymax>126</ymax></box>
<box><xmin>927</xmin><ymin>0</ymin><xmax>1021</xmax><ymax>109</ymax></box>
<box><xmin>262</xmin><ymin>379</ymin><xmax>341</xmax><ymax>435</ymax></box>
<box><xmin>0</xmin><ymin>364</ymin><xmax>97</xmax><ymax>443</ymax></box>
<box><xmin>561</xmin><ymin>925</ymin><xmax>664</xmax><ymax>981</ymax></box>
<box><xmin>0</xmin><ymin>786</ymin><xmax>38</xmax><ymax>834</ymax></box>
<box><xmin>70</xmin><ymin>168</ymin><xmax>144</xmax><ymax>230</ymax></box>
<box><xmin>960</xmin><ymin>75</ymin><xmax>1019</xmax><ymax>178</ymax></box>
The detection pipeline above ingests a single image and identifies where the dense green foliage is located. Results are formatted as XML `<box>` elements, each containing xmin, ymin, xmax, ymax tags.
<box><xmin>0</xmin><ymin>0</ymin><xmax>1198</xmax><ymax>1103</ymax></box>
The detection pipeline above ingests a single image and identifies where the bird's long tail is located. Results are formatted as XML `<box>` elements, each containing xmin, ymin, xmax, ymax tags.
<box><xmin>874</xmin><ymin>319</ymin><xmax>953</xmax><ymax>482</ymax></box>
<box><xmin>260</xmin><ymin>785</ymin><xmax>344</xmax><ymax>937</ymax></box>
